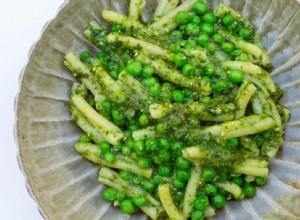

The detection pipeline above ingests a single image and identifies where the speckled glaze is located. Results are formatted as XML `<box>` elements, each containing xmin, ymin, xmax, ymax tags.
<box><xmin>15</xmin><ymin>0</ymin><xmax>300</xmax><ymax>219</ymax></box>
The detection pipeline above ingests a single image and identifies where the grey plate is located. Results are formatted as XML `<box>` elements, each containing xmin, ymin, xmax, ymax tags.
<box><xmin>15</xmin><ymin>0</ymin><xmax>300</xmax><ymax>219</ymax></box>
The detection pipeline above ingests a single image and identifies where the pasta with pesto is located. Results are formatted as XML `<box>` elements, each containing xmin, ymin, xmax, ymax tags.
<box><xmin>64</xmin><ymin>1</ymin><xmax>290</xmax><ymax>219</ymax></box>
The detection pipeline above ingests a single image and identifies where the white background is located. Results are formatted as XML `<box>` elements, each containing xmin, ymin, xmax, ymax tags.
<box><xmin>0</xmin><ymin>0</ymin><xmax>64</xmax><ymax>219</ymax></box>
<box><xmin>1</xmin><ymin>0</ymin><xmax>300</xmax><ymax>220</ymax></box>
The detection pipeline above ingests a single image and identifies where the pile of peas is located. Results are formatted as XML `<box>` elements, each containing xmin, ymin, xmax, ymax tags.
<box><xmin>170</xmin><ymin>0</ymin><xmax>250</xmax><ymax>97</ymax></box>
<box><xmin>80</xmin><ymin>130</ymin><xmax>266</xmax><ymax>218</ymax></box>
<box><xmin>188</xmin><ymin>167</ymin><xmax>266</xmax><ymax>219</ymax></box>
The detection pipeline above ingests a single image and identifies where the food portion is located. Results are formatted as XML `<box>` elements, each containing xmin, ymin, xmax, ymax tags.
<box><xmin>64</xmin><ymin>0</ymin><xmax>290</xmax><ymax>219</ymax></box>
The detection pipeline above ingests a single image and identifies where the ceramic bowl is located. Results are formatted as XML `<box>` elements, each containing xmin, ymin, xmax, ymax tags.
<box><xmin>16</xmin><ymin>0</ymin><xmax>300</xmax><ymax>219</ymax></box>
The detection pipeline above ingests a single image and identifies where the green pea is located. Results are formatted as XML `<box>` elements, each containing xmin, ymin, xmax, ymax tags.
<box><xmin>156</xmin><ymin>123</ymin><xmax>166</xmax><ymax>134</ymax></box>
<box><xmin>102</xmin><ymin>187</ymin><xmax>118</xmax><ymax>202</ymax></box>
<box><xmin>184</xmin><ymin>42</ymin><xmax>196</xmax><ymax>49</ymax></box>
<box><xmin>176</xmin><ymin>11</ymin><xmax>191</xmax><ymax>25</ymax></box>
<box><xmin>99</xmin><ymin>141</ymin><xmax>111</xmax><ymax>152</ymax></box>
<box><xmin>213</xmin><ymin>33</ymin><xmax>224</xmax><ymax>44</ymax></box>
<box><xmin>211</xmin><ymin>193</ymin><xmax>226</xmax><ymax>208</ymax></box>
<box><xmin>186</xmin><ymin>23</ymin><xmax>200</xmax><ymax>36</ymax></box>
<box><xmin>243</xmin><ymin>183</ymin><xmax>256</xmax><ymax>197</ymax></box>
<box><xmin>255</xmin><ymin>177</ymin><xmax>267</xmax><ymax>186</ymax></box>
<box><xmin>139</xmin><ymin>113</ymin><xmax>149</xmax><ymax>126</ymax></box>
<box><xmin>109</xmin><ymin>70</ymin><xmax>119</xmax><ymax>80</ymax></box>
<box><xmin>142</xmin><ymin>77</ymin><xmax>157</xmax><ymax>87</ymax></box>
<box><xmin>191</xmin><ymin>15</ymin><xmax>201</xmax><ymax>24</ymax></box>
<box><xmin>218</xmin><ymin>172</ymin><xmax>229</xmax><ymax>182</ymax></box>
<box><xmin>227</xmin><ymin>69</ymin><xmax>244</xmax><ymax>84</ymax></box>
<box><xmin>153</xmin><ymin>175</ymin><xmax>164</xmax><ymax>185</ymax></box>
<box><xmin>143</xmin><ymin>179</ymin><xmax>156</xmax><ymax>192</ymax></box>
<box><xmin>162</xmin><ymin>82</ymin><xmax>175</xmax><ymax>91</ymax></box>
<box><xmin>223</xmin><ymin>14</ymin><xmax>235</xmax><ymax>25</ymax></box>
<box><xmin>142</xmin><ymin>65</ymin><xmax>154</xmax><ymax>78</ymax></box>
<box><xmin>232</xmin><ymin>176</ymin><xmax>244</xmax><ymax>186</ymax></box>
<box><xmin>111</xmin><ymin>108</ymin><xmax>124</xmax><ymax>121</ymax></box>
<box><xmin>171</xmin><ymin>142</ymin><xmax>183</xmax><ymax>151</ymax></box>
<box><xmin>129</xmin><ymin>123</ymin><xmax>139</xmax><ymax>131</ymax></box>
<box><xmin>202</xmin><ymin>168</ymin><xmax>217</xmax><ymax>181</ymax></box>
<box><xmin>226</xmin><ymin>137</ymin><xmax>240</xmax><ymax>149</ymax></box>
<box><xmin>230</xmin><ymin>49</ymin><xmax>244</xmax><ymax>58</ymax></box>
<box><xmin>124</xmin><ymin>130</ymin><xmax>132</xmax><ymax>139</ymax></box>
<box><xmin>120</xmin><ymin>171</ymin><xmax>133</xmax><ymax>181</ymax></box>
<box><xmin>175</xmin><ymin>157</ymin><xmax>191</xmax><ymax>170</ymax></box>
<box><xmin>169</xmin><ymin>43</ymin><xmax>181</xmax><ymax>52</ymax></box>
<box><xmin>149</xmin><ymin>83</ymin><xmax>162</xmax><ymax>97</ymax></box>
<box><xmin>158</xmin><ymin>164</ymin><xmax>173</xmax><ymax>177</ymax></box>
<box><xmin>194</xmin><ymin>194</ymin><xmax>209</xmax><ymax>211</ymax></box>
<box><xmin>201</xmin><ymin>23</ymin><xmax>215</xmax><ymax>36</ymax></box>
<box><xmin>132</xmin><ymin>176</ymin><xmax>143</xmax><ymax>185</ymax></box>
<box><xmin>172</xmin><ymin>90</ymin><xmax>185</xmax><ymax>103</ymax></box>
<box><xmin>120</xmin><ymin>200</ymin><xmax>138</xmax><ymax>214</ymax></box>
<box><xmin>97</xmin><ymin>52</ymin><xmax>109</xmax><ymax>61</ymax></box>
<box><xmin>116</xmin><ymin>191</ymin><xmax>126</xmax><ymax>202</ymax></box>
<box><xmin>206</xmin><ymin>43</ymin><xmax>216</xmax><ymax>53</ymax></box>
<box><xmin>191</xmin><ymin>210</ymin><xmax>205</xmax><ymax>220</ymax></box>
<box><xmin>158</xmin><ymin>149</ymin><xmax>171</xmax><ymax>163</ymax></box>
<box><xmin>199</xmin><ymin>95</ymin><xmax>211</xmax><ymax>103</ymax></box>
<box><xmin>182</xmin><ymin>64</ymin><xmax>196</xmax><ymax>76</ymax></box>
<box><xmin>114</xmin><ymin>118</ymin><xmax>127</xmax><ymax>127</ymax></box>
<box><xmin>133</xmin><ymin>194</ymin><xmax>147</xmax><ymax>207</ymax></box>
<box><xmin>202</xmin><ymin>76</ymin><xmax>213</xmax><ymax>85</ymax></box>
<box><xmin>79</xmin><ymin>134</ymin><xmax>91</xmax><ymax>143</ymax></box>
<box><xmin>138</xmin><ymin>157</ymin><xmax>153</xmax><ymax>169</ymax></box>
<box><xmin>203</xmin><ymin>12</ymin><xmax>217</xmax><ymax>24</ymax></box>
<box><xmin>193</xmin><ymin>1</ymin><xmax>207</xmax><ymax>15</ymax></box>
<box><xmin>170</xmin><ymin>30</ymin><xmax>183</xmax><ymax>42</ymax></box>
<box><xmin>173</xmin><ymin>179</ymin><xmax>186</xmax><ymax>190</ymax></box>
<box><xmin>205</xmin><ymin>63</ymin><xmax>216</xmax><ymax>76</ymax></box>
<box><xmin>104</xmin><ymin>151</ymin><xmax>116</xmax><ymax>163</ymax></box>
<box><xmin>196</xmin><ymin>34</ymin><xmax>209</xmax><ymax>46</ymax></box>
<box><xmin>126</xmin><ymin>61</ymin><xmax>142</xmax><ymax>76</ymax></box>
<box><xmin>214</xmin><ymin>80</ymin><xmax>229</xmax><ymax>93</ymax></box>
<box><xmin>159</xmin><ymin>138</ymin><xmax>171</xmax><ymax>150</ymax></box>
<box><xmin>174</xmin><ymin>53</ymin><xmax>188</xmax><ymax>68</ymax></box>
<box><xmin>101</xmin><ymin>101</ymin><xmax>112</xmax><ymax>116</ymax></box>
<box><xmin>145</xmin><ymin>138</ymin><xmax>159</xmax><ymax>152</ymax></box>
<box><xmin>204</xmin><ymin>184</ymin><xmax>218</xmax><ymax>195</ymax></box>
<box><xmin>150</xmin><ymin>158</ymin><xmax>162</xmax><ymax>169</ymax></box>
<box><xmin>176</xmin><ymin>170</ymin><xmax>191</xmax><ymax>182</ymax></box>
<box><xmin>221</xmin><ymin>42</ymin><xmax>235</xmax><ymax>53</ymax></box>
<box><xmin>133</xmin><ymin>140</ymin><xmax>146</xmax><ymax>156</ymax></box>
<box><xmin>108</xmin><ymin>61</ymin><xmax>120</xmax><ymax>72</ymax></box>
<box><xmin>80</xmin><ymin>51</ymin><xmax>92</xmax><ymax>63</ymax></box>
<box><xmin>239</xmin><ymin>28</ymin><xmax>252</xmax><ymax>40</ymax></box>
<box><xmin>125</xmin><ymin>139</ymin><xmax>134</xmax><ymax>149</ymax></box>
<box><xmin>121</xmin><ymin>146</ymin><xmax>131</xmax><ymax>156</ymax></box>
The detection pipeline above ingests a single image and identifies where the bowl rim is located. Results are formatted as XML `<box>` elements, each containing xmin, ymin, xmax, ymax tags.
<box><xmin>14</xmin><ymin>0</ymin><xmax>71</xmax><ymax>219</ymax></box>
<box><xmin>13</xmin><ymin>0</ymin><xmax>300</xmax><ymax>219</ymax></box>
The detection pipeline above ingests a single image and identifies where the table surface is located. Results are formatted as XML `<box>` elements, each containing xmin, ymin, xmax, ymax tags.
<box><xmin>1</xmin><ymin>1</ymin><xmax>300</xmax><ymax>220</ymax></box>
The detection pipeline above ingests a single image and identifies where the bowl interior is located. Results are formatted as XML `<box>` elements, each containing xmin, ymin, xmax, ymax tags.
<box><xmin>16</xmin><ymin>0</ymin><xmax>300</xmax><ymax>219</ymax></box>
